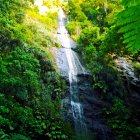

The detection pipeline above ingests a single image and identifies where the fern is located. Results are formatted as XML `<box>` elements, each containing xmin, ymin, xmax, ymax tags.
<box><xmin>121</xmin><ymin>0</ymin><xmax>140</xmax><ymax>7</ymax></box>
<box><xmin>117</xmin><ymin>0</ymin><xmax>140</xmax><ymax>54</ymax></box>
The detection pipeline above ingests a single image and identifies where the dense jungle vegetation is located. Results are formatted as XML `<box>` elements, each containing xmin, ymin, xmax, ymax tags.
<box><xmin>0</xmin><ymin>0</ymin><xmax>140</xmax><ymax>140</ymax></box>
<box><xmin>0</xmin><ymin>0</ymin><xmax>73</xmax><ymax>139</ymax></box>
<box><xmin>65</xmin><ymin>0</ymin><xmax>140</xmax><ymax>139</ymax></box>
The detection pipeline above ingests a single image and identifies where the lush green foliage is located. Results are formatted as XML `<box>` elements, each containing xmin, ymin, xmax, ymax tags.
<box><xmin>0</xmin><ymin>0</ymin><xmax>74</xmax><ymax>139</ymax></box>
<box><xmin>1</xmin><ymin>0</ymin><xmax>140</xmax><ymax>139</ymax></box>
<box><xmin>117</xmin><ymin>0</ymin><xmax>140</xmax><ymax>54</ymax></box>
<box><xmin>104</xmin><ymin>98</ymin><xmax>140</xmax><ymax>140</ymax></box>
<box><xmin>67</xmin><ymin>0</ymin><xmax>140</xmax><ymax>139</ymax></box>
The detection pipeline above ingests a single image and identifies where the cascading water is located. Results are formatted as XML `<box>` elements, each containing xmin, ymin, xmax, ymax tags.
<box><xmin>56</xmin><ymin>8</ymin><xmax>116</xmax><ymax>140</ymax></box>
<box><xmin>57</xmin><ymin>8</ymin><xmax>88</xmax><ymax>140</ymax></box>
<box><xmin>55</xmin><ymin>8</ymin><xmax>140</xmax><ymax>139</ymax></box>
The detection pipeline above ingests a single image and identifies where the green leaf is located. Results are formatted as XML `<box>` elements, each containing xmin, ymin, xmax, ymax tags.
<box><xmin>117</xmin><ymin>3</ymin><xmax>140</xmax><ymax>54</ymax></box>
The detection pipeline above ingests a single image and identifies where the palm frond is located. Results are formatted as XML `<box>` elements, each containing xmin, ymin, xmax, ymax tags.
<box><xmin>117</xmin><ymin>2</ymin><xmax>140</xmax><ymax>54</ymax></box>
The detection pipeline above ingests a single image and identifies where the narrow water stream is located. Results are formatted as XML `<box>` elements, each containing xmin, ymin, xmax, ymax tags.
<box><xmin>57</xmin><ymin>8</ymin><xmax>89</xmax><ymax>140</ymax></box>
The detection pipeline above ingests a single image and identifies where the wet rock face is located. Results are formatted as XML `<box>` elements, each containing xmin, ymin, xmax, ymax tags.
<box><xmin>113</xmin><ymin>57</ymin><xmax>140</xmax><ymax>136</ymax></box>
<box><xmin>60</xmin><ymin>56</ymin><xmax>140</xmax><ymax>140</ymax></box>
<box><xmin>55</xmin><ymin>48</ymin><xmax>69</xmax><ymax>78</ymax></box>
<box><xmin>115</xmin><ymin>57</ymin><xmax>140</xmax><ymax>108</ymax></box>
<box><xmin>60</xmin><ymin>72</ymin><xmax>116</xmax><ymax>140</ymax></box>
<box><xmin>115</xmin><ymin>57</ymin><xmax>140</xmax><ymax>86</ymax></box>
<box><xmin>77</xmin><ymin>77</ymin><xmax>116</xmax><ymax>140</ymax></box>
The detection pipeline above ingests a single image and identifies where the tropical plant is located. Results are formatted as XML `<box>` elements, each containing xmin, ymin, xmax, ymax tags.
<box><xmin>117</xmin><ymin>0</ymin><xmax>140</xmax><ymax>54</ymax></box>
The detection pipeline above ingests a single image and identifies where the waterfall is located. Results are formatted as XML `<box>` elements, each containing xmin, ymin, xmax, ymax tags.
<box><xmin>56</xmin><ymin>8</ymin><xmax>115</xmax><ymax>140</ymax></box>
<box><xmin>57</xmin><ymin>8</ymin><xmax>88</xmax><ymax>140</ymax></box>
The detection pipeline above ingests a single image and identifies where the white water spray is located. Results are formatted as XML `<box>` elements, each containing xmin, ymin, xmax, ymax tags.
<box><xmin>57</xmin><ymin>8</ymin><xmax>88</xmax><ymax>140</ymax></box>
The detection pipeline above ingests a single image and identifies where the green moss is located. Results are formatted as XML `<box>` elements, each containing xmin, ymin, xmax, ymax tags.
<box><xmin>132</xmin><ymin>62</ymin><xmax>140</xmax><ymax>69</ymax></box>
